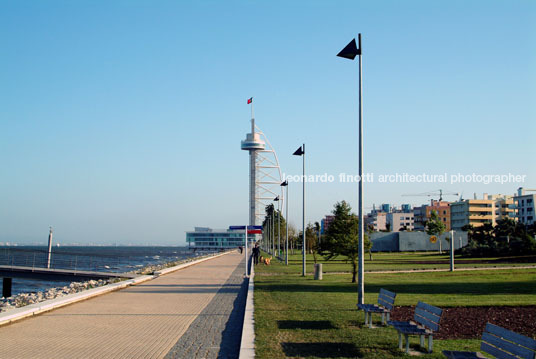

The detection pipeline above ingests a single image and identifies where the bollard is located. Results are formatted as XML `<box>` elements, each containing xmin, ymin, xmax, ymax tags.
<box><xmin>3</xmin><ymin>277</ymin><xmax>12</xmax><ymax>298</ymax></box>
<box><xmin>314</xmin><ymin>263</ymin><xmax>323</xmax><ymax>280</ymax></box>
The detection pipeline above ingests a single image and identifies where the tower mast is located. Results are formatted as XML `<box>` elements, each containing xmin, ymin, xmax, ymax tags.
<box><xmin>241</xmin><ymin>98</ymin><xmax>265</xmax><ymax>226</ymax></box>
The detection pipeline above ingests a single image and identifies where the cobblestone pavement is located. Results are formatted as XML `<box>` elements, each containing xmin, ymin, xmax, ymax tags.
<box><xmin>0</xmin><ymin>252</ymin><xmax>245</xmax><ymax>359</ymax></box>
<box><xmin>164</xmin><ymin>257</ymin><xmax>248</xmax><ymax>359</ymax></box>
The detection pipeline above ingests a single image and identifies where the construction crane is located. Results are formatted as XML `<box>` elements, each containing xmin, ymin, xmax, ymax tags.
<box><xmin>402</xmin><ymin>189</ymin><xmax>460</xmax><ymax>202</ymax></box>
<box><xmin>517</xmin><ymin>187</ymin><xmax>536</xmax><ymax>196</ymax></box>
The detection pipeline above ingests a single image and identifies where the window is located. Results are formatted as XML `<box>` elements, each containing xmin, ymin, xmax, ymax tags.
<box><xmin>443</xmin><ymin>210</ymin><xmax>447</xmax><ymax>215</ymax></box>
<box><xmin>528</xmin><ymin>199</ymin><xmax>533</xmax><ymax>204</ymax></box>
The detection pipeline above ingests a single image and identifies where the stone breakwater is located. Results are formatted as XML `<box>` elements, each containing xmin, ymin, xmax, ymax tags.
<box><xmin>0</xmin><ymin>251</ymin><xmax>218</xmax><ymax>313</ymax></box>
<box><xmin>0</xmin><ymin>279</ymin><xmax>120</xmax><ymax>312</ymax></box>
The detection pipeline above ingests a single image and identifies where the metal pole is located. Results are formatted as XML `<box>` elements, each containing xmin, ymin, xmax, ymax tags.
<box><xmin>267</xmin><ymin>212</ymin><xmax>270</xmax><ymax>254</ymax></box>
<box><xmin>245</xmin><ymin>228</ymin><xmax>249</xmax><ymax>277</ymax></box>
<box><xmin>450</xmin><ymin>230</ymin><xmax>454</xmax><ymax>271</ymax></box>
<box><xmin>271</xmin><ymin>210</ymin><xmax>274</xmax><ymax>255</ymax></box>
<box><xmin>278</xmin><ymin>200</ymin><xmax>281</xmax><ymax>259</ymax></box>
<box><xmin>357</xmin><ymin>34</ymin><xmax>364</xmax><ymax>305</ymax></box>
<box><xmin>46</xmin><ymin>227</ymin><xmax>53</xmax><ymax>269</ymax></box>
<box><xmin>285</xmin><ymin>184</ymin><xmax>289</xmax><ymax>266</ymax></box>
<box><xmin>302</xmin><ymin>143</ymin><xmax>306</xmax><ymax>277</ymax></box>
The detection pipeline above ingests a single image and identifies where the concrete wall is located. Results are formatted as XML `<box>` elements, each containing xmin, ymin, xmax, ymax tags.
<box><xmin>369</xmin><ymin>233</ymin><xmax>399</xmax><ymax>251</ymax></box>
<box><xmin>370</xmin><ymin>231</ymin><xmax>468</xmax><ymax>252</ymax></box>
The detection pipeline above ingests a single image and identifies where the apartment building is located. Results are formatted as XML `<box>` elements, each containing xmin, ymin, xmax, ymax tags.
<box><xmin>450</xmin><ymin>194</ymin><xmax>515</xmax><ymax>231</ymax></box>
<box><xmin>413</xmin><ymin>200</ymin><xmax>451</xmax><ymax>231</ymax></box>
<box><xmin>365</xmin><ymin>212</ymin><xmax>387</xmax><ymax>231</ymax></box>
<box><xmin>387</xmin><ymin>212</ymin><xmax>414</xmax><ymax>231</ymax></box>
<box><xmin>514</xmin><ymin>187</ymin><xmax>535</xmax><ymax>226</ymax></box>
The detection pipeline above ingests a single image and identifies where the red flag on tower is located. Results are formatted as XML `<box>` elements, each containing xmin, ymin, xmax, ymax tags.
<box><xmin>247</xmin><ymin>97</ymin><xmax>253</xmax><ymax>104</ymax></box>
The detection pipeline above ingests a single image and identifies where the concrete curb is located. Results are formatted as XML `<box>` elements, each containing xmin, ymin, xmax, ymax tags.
<box><xmin>0</xmin><ymin>275</ymin><xmax>153</xmax><ymax>326</ymax></box>
<box><xmin>154</xmin><ymin>250</ymin><xmax>232</xmax><ymax>277</ymax></box>
<box><xmin>239</xmin><ymin>256</ymin><xmax>255</xmax><ymax>359</ymax></box>
<box><xmin>0</xmin><ymin>250</ymin><xmax>234</xmax><ymax>327</ymax></box>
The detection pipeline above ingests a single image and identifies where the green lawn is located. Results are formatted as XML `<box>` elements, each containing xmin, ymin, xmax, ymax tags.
<box><xmin>253</xmin><ymin>254</ymin><xmax>536</xmax><ymax>358</ymax></box>
<box><xmin>257</xmin><ymin>251</ymin><xmax>536</xmax><ymax>275</ymax></box>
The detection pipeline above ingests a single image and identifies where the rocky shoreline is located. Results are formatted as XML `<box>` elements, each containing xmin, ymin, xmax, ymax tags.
<box><xmin>0</xmin><ymin>251</ymin><xmax>217</xmax><ymax>313</ymax></box>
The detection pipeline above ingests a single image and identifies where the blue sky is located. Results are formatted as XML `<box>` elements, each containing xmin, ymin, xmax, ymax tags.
<box><xmin>1</xmin><ymin>0</ymin><xmax>534</xmax><ymax>245</ymax></box>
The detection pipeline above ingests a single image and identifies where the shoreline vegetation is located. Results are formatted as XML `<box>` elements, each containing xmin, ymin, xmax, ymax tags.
<box><xmin>0</xmin><ymin>250</ymin><xmax>218</xmax><ymax>313</ymax></box>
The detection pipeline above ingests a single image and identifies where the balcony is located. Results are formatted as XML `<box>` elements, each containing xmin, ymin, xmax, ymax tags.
<box><xmin>468</xmin><ymin>215</ymin><xmax>493</xmax><ymax>220</ymax></box>
<box><xmin>469</xmin><ymin>206</ymin><xmax>493</xmax><ymax>212</ymax></box>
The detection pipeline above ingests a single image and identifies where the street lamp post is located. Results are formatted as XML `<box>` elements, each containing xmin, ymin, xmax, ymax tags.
<box><xmin>267</xmin><ymin>215</ymin><xmax>271</xmax><ymax>253</ymax></box>
<box><xmin>281</xmin><ymin>180</ymin><xmax>289</xmax><ymax>265</ymax></box>
<box><xmin>245</xmin><ymin>229</ymin><xmax>248</xmax><ymax>277</ymax></box>
<box><xmin>274</xmin><ymin>196</ymin><xmax>280</xmax><ymax>259</ymax></box>
<box><xmin>271</xmin><ymin>206</ymin><xmax>275</xmax><ymax>255</ymax></box>
<box><xmin>293</xmin><ymin>144</ymin><xmax>306</xmax><ymax>276</ymax></box>
<box><xmin>337</xmin><ymin>34</ymin><xmax>365</xmax><ymax>304</ymax></box>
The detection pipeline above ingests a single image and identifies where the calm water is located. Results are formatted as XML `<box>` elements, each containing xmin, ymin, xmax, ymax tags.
<box><xmin>0</xmin><ymin>246</ymin><xmax>212</xmax><ymax>296</ymax></box>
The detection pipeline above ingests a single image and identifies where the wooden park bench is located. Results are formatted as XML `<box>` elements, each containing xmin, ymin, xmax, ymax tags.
<box><xmin>443</xmin><ymin>323</ymin><xmax>536</xmax><ymax>359</ymax></box>
<box><xmin>357</xmin><ymin>288</ymin><xmax>396</xmax><ymax>328</ymax></box>
<box><xmin>388</xmin><ymin>301</ymin><xmax>443</xmax><ymax>354</ymax></box>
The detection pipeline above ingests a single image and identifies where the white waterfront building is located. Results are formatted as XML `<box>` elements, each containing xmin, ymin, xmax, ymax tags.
<box><xmin>186</xmin><ymin>227</ymin><xmax>245</xmax><ymax>250</ymax></box>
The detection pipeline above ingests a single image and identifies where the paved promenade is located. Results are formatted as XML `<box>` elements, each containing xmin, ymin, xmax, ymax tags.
<box><xmin>0</xmin><ymin>251</ymin><xmax>246</xmax><ymax>359</ymax></box>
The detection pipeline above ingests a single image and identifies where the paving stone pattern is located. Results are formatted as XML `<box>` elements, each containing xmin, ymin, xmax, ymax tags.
<box><xmin>165</xmin><ymin>257</ymin><xmax>248</xmax><ymax>359</ymax></box>
<box><xmin>0</xmin><ymin>252</ymin><xmax>244</xmax><ymax>359</ymax></box>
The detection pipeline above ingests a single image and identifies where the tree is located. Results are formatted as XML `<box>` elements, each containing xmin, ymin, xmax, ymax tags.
<box><xmin>287</xmin><ymin>224</ymin><xmax>298</xmax><ymax>254</ymax></box>
<box><xmin>261</xmin><ymin>204</ymin><xmax>287</xmax><ymax>255</ymax></box>
<box><xmin>366</xmin><ymin>225</ymin><xmax>374</xmax><ymax>260</ymax></box>
<box><xmin>426</xmin><ymin>210</ymin><xmax>446</xmax><ymax>237</ymax></box>
<box><xmin>312</xmin><ymin>221</ymin><xmax>321</xmax><ymax>263</ymax></box>
<box><xmin>320</xmin><ymin>201</ymin><xmax>372</xmax><ymax>283</ymax></box>
<box><xmin>426</xmin><ymin>210</ymin><xmax>446</xmax><ymax>252</ymax></box>
<box><xmin>460</xmin><ymin>219</ymin><xmax>536</xmax><ymax>257</ymax></box>
<box><xmin>461</xmin><ymin>224</ymin><xmax>474</xmax><ymax>239</ymax></box>
<box><xmin>304</xmin><ymin>223</ymin><xmax>319</xmax><ymax>263</ymax></box>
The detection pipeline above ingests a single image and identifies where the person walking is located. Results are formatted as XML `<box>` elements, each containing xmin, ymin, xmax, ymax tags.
<box><xmin>252</xmin><ymin>243</ymin><xmax>260</xmax><ymax>265</ymax></box>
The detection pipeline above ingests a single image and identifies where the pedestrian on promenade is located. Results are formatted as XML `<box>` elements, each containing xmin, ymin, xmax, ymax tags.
<box><xmin>252</xmin><ymin>243</ymin><xmax>260</xmax><ymax>265</ymax></box>
<box><xmin>238</xmin><ymin>246</ymin><xmax>243</xmax><ymax>254</ymax></box>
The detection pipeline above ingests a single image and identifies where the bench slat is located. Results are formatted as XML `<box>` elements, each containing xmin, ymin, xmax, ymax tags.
<box><xmin>378</xmin><ymin>288</ymin><xmax>396</xmax><ymax>310</ymax></box>
<box><xmin>485</xmin><ymin>323</ymin><xmax>536</xmax><ymax>351</ymax></box>
<box><xmin>414</xmin><ymin>308</ymin><xmax>441</xmax><ymax>332</ymax></box>
<box><xmin>414</xmin><ymin>315</ymin><xmax>439</xmax><ymax>332</ymax></box>
<box><xmin>358</xmin><ymin>304</ymin><xmax>387</xmax><ymax>313</ymax></box>
<box><xmin>378</xmin><ymin>294</ymin><xmax>395</xmax><ymax>303</ymax></box>
<box><xmin>414</xmin><ymin>306</ymin><xmax>441</xmax><ymax>323</ymax></box>
<box><xmin>378</xmin><ymin>297</ymin><xmax>394</xmax><ymax>310</ymax></box>
<box><xmin>442</xmin><ymin>350</ymin><xmax>485</xmax><ymax>359</ymax></box>
<box><xmin>417</xmin><ymin>301</ymin><xmax>443</xmax><ymax>316</ymax></box>
<box><xmin>481</xmin><ymin>342</ymin><xmax>519</xmax><ymax>359</ymax></box>
<box><xmin>379</xmin><ymin>288</ymin><xmax>396</xmax><ymax>300</ymax></box>
<box><xmin>482</xmin><ymin>332</ymin><xmax>536</xmax><ymax>359</ymax></box>
<box><xmin>388</xmin><ymin>321</ymin><xmax>410</xmax><ymax>327</ymax></box>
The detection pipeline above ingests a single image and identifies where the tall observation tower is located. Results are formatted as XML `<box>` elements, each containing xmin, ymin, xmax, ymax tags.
<box><xmin>241</xmin><ymin>99</ymin><xmax>283</xmax><ymax>226</ymax></box>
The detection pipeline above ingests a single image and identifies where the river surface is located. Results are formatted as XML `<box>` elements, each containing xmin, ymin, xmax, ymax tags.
<box><xmin>0</xmin><ymin>246</ymin><xmax>210</xmax><ymax>296</ymax></box>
